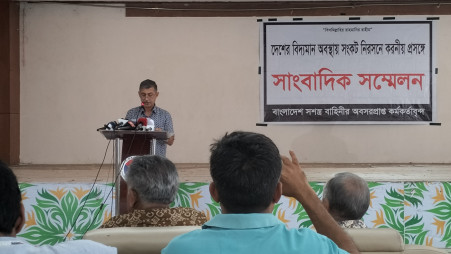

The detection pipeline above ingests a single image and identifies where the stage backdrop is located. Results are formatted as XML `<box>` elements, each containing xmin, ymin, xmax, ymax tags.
<box><xmin>17</xmin><ymin>181</ymin><xmax>451</xmax><ymax>250</ymax></box>
<box><xmin>19</xmin><ymin>4</ymin><xmax>451</xmax><ymax>164</ymax></box>
<box><xmin>261</xmin><ymin>19</ymin><xmax>436</xmax><ymax>124</ymax></box>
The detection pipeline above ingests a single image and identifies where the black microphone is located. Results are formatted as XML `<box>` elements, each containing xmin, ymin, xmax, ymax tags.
<box><xmin>117</xmin><ymin>119</ymin><xmax>134</xmax><ymax>130</ymax></box>
<box><xmin>105</xmin><ymin>121</ymin><xmax>117</xmax><ymax>130</ymax></box>
<box><xmin>117</xmin><ymin>118</ymin><xmax>128</xmax><ymax>126</ymax></box>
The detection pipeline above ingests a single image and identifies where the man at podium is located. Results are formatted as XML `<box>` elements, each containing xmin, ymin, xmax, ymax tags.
<box><xmin>125</xmin><ymin>79</ymin><xmax>174</xmax><ymax>157</ymax></box>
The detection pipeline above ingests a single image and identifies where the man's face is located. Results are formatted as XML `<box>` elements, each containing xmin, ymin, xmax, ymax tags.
<box><xmin>139</xmin><ymin>87</ymin><xmax>159</xmax><ymax>109</ymax></box>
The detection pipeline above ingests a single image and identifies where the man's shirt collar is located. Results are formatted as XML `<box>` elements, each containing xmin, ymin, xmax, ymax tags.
<box><xmin>203</xmin><ymin>213</ymin><xmax>282</xmax><ymax>230</ymax></box>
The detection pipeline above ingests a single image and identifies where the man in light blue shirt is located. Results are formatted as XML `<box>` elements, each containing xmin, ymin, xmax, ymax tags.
<box><xmin>0</xmin><ymin>161</ymin><xmax>116</xmax><ymax>254</ymax></box>
<box><xmin>163</xmin><ymin>131</ymin><xmax>359</xmax><ymax>254</ymax></box>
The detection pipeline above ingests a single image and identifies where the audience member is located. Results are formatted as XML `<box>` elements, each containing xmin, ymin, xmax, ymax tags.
<box><xmin>163</xmin><ymin>131</ymin><xmax>359</xmax><ymax>254</ymax></box>
<box><xmin>322</xmin><ymin>172</ymin><xmax>370</xmax><ymax>229</ymax></box>
<box><xmin>101</xmin><ymin>155</ymin><xmax>207</xmax><ymax>228</ymax></box>
<box><xmin>0</xmin><ymin>161</ymin><xmax>116</xmax><ymax>254</ymax></box>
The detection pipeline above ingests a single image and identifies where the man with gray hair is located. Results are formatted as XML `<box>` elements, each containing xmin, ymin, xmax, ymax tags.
<box><xmin>322</xmin><ymin>172</ymin><xmax>370</xmax><ymax>229</ymax></box>
<box><xmin>101</xmin><ymin>155</ymin><xmax>206</xmax><ymax>228</ymax></box>
<box><xmin>125</xmin><ymin>79</ymin><xmax>174</xmax><ymax>157</ymax></box>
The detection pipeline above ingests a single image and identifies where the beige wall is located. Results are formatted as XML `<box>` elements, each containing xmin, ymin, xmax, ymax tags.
<box><xmin>20</xmin><ymin>3</ymin><xmax>451</xmax><ymax>164</ymax></box>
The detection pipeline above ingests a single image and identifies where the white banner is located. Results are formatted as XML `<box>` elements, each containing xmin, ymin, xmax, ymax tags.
<box><xmin>260</xmin><ymin>20</ymin><xmax>436</xmax><ymax>123</ymax></box>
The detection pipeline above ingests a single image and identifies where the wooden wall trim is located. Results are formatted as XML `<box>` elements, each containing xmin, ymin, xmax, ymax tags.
<box><xmin>125</xmin><ymin>1</ymin><xmax>451</xmax><ymax>17</ymax></box>
<box><xmin>0</xmin><ymin>2</ymin><xmax>20</xmax><ymax>165</ymax></box>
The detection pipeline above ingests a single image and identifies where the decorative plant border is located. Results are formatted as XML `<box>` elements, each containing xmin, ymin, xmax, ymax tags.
<box><xmin>18</xmin><ymin>182</ymin><xmax>451</xmax><ymax>250</ymax></box>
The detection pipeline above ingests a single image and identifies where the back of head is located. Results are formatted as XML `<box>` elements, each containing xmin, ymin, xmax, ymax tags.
<box><xmin>126</xmin><ymin>155</ymin><xmax>178</xmax><ymax>205</ymax></box>
<box><xmin>139</xmin><ymin>79</ymin><xmax>158</xmax><ymax>91</ymax></box>
<box><xmin>0</xmin><ymin>161</ymin><xmax>22</xmax><ymax>236</ymax></box>
<box><xmin>323</xmin><ymin>172</ymin><xmax>370</xmax><ymax>221</ymax></box>
<box><xmin>209</xmin><ymin>131</ymin><xmax>282</xmax><ymax>213</ymax></box>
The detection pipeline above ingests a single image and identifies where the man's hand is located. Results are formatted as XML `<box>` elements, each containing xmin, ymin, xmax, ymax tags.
<box><xmin>167</xmin><ymin>135</ymin><xmax>175</xmax><ymax>146</ymax></box>
<box><xmin>155</xmin><ymin>128</ymin><xmax>175</xmax><ymax>146</ymax></box>
<box><xmin>280</xmin><ymin>150</ymin><xmax>360</xmax><ymax>254</ymax></box>
<box><xmin>280</xmin><ymin>151</ymin><xmax>312</xmax><ymax>200</ymax></box>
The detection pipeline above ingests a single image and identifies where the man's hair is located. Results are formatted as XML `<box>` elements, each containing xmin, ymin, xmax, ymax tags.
<box><xmin>0</xmin><ymin>161</ymin><xmax>22</xmax><ymax>235</ymax></box>
<box><xmin>126</xmin><ymin>155</ymin><xmax>178</xmax><ymax>204</ymax></box>
<box><xmin>139</xmin><ymin>79</ymin><xmax>158</xmax><ymax>91</ymax></box>
<box><xmin>323</xmin><ymin>172</ymin><xmax>370</xmax><ymax>221</ymax></box>
<box><xmin>209</xmin><ymin>131</ymin><xmax>282</xmax><ymax>213</ymax></box>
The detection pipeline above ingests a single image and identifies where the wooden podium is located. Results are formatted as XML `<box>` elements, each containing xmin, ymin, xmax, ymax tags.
<box><xmin>98</xmin><ymin>130</ymin><xmax>168</xmax><ymax>215</ymax></box>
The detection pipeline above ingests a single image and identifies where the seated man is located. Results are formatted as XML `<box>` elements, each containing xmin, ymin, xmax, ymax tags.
<box><xmin>0</xmin><ymin>161</ymin><xmax>116</xmax><ymax>254</ymax></box>
<box><xmin>163</xmin><ymin>131</ymin><xmax>359</xmax><ymax>254</ymax></box>
<box><xmin>101</xmin><ymin>155</ymin><xmax>207</xmax><ymax>228</ymax></box>
<box><xmin>322</xmin><ymin>172</ymin><xmax>370</xmax><ymax>229</ymax></box>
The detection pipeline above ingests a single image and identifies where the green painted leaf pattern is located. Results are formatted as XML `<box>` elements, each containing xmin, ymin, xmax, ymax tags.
<box><xmin>18</xmin><ymin>206</ymin><xmax>64</xmax><ymax>245</ymax></box>
<box><xmin>368</xmin><ymin>182</ymin><xmax>384</xmax><ymax>188</ymax></box>
<box><xmin>19</xmin><ymin>183</ymin><xmax>35</xmax><ymax>190</ymax></box>
<box><xmin>426</xmin><ymin>182</ymin><xmax>451</xmax><ymax>247</ymax></box>
<box><xmin>18</xmin><ymin>187</ymin><xmax>108</xmax><ymax>245</ymax></box>
<box><xmin>415</xmin><ymin>231</ymin><xmax>429</xmax><ymax>245</ymax></box>
<box><xmin>428</xmin><ymin>203</ymin><xmax>451</xmax><ymax>221</ymax></box>
<box><xmin>207</xmin><ymin>201</ymin><xmax>222</xmax><ymax>218</ymax></box>
<box><xmin>291</xmin><ymin>199</ymin><xmax>312</xmax><ymax>228</ymax></box>
<box><xmin>380</xmin><ymin>204</ymin><xmax>404</xmax><ymax>233</ymax></box>
<box><xmin>293</xmin><ymin>182</ymin><xmax>324</xmax><ymax>228</ymax></box>
<box><xmin>385</xmin><ymin>188</ymin><xmax>404</xmax><ymax>208</ymax></box>
<box><xmin>405</xmin><ymin>215</ymin><xmax>427</xmax><ymax>244</ymax></box>
<box><xmin>309</xmin><ymin>182</ymin><xmax>324</xmax><ymax>197</ymax></box>
<box><xmin>272</xmin><ymin>203</ymin><xmax>281</xmax><ymax>216</ymax></box>
<box><xmin>298</xmin><ymin>210</ymin><xmax>313</xmax><ymax>229</ymax></box>
<box><xmin>36</xmin><ymin>189</ymin><xmax>60</xmax><ymax>206</ymax></box>
<box><xmin>17</xmin><ymin>181</ymin><xmax>451</xmax><ymax>251</ymax></box>
<box><xmin>172</xmin><ymin>182</ymin><xmax>209</xmax><ymax>207</ymax></box>
<box><xmin>370</xmin><ymin>186</ymin><xmax>405</xmax><ymax>237</ymax></box>
<box><xmin>443</xmin><ymin>223</ymin><xmax>451</xmax><ymax>248</ymax></box>
<box><xmin>404</xmin><ymin>182</ymin><xmax>426</xmax><ymax>207</ymax></box>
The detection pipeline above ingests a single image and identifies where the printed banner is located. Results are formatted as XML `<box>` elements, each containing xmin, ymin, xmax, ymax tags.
<box><xmin>260</xmin><ymin>20</ymin><xmax>436</xmax><ymax>123</ymax></box>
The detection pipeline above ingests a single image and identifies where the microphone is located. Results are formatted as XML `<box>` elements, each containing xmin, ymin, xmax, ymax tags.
<box><xmin>117</xmin><ymin>119</ymin><xmax>134</xmax><ymax>130</ymax></box>
<box><xmin>117</xmin><ymin>118</ymin><xmax>129</xmax><ymax>126</ymax></box>
<box><xmin>105</xmin><ymin>121</ymin><xmax>117</xmax><ymax>130</ymax></box>
<box><xmin>136</xmin><ymin>117</ymin><xmax>147</xmax><ymax>131</ymax></box>
<box><xmin>98</xmin><ymin>118</ymin><xmax>136</xmax><ymax>131</ymax></box>
<box><xmin>146</xmin><ymin>118</ymin><xmax>155</xmax><ymax>131</ymax></box>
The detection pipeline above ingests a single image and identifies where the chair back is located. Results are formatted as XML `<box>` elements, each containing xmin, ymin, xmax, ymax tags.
<box><xmin>345</xmin><ymin>228</ymin><xmax>404</xmax><ymax>254</ymax></box>
<box><xmin>83</xmin><ymin>226</ymin><xmax>200</xmax><ymax>254</ymax></box>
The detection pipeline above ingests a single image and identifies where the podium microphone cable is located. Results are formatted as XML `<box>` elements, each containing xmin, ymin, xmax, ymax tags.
<box><xmin>63</xmin><ymin>138</ymin><xmax>112</xmax><ymax>242</ymax></box>
<box><xmin>81</xmin><ymin>140</ymin><xmax>126</xmax><ymax>238</ymax></box>
<box><xmin>75</xmin><ymin>112</ymin><xmax>153</xmax><ymax>240</ymax></box>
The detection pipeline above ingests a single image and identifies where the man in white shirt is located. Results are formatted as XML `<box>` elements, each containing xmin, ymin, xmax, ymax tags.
<box><xmin>0</xmin><ymin>161</ymin><xmax>116</xmax><ymax>254</ymax></box>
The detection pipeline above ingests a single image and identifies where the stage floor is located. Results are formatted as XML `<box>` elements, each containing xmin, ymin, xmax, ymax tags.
<box><xmin>11</xmin><ymin>163</ymin><xmax>451</xmax><ymax>183</ymax></box>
